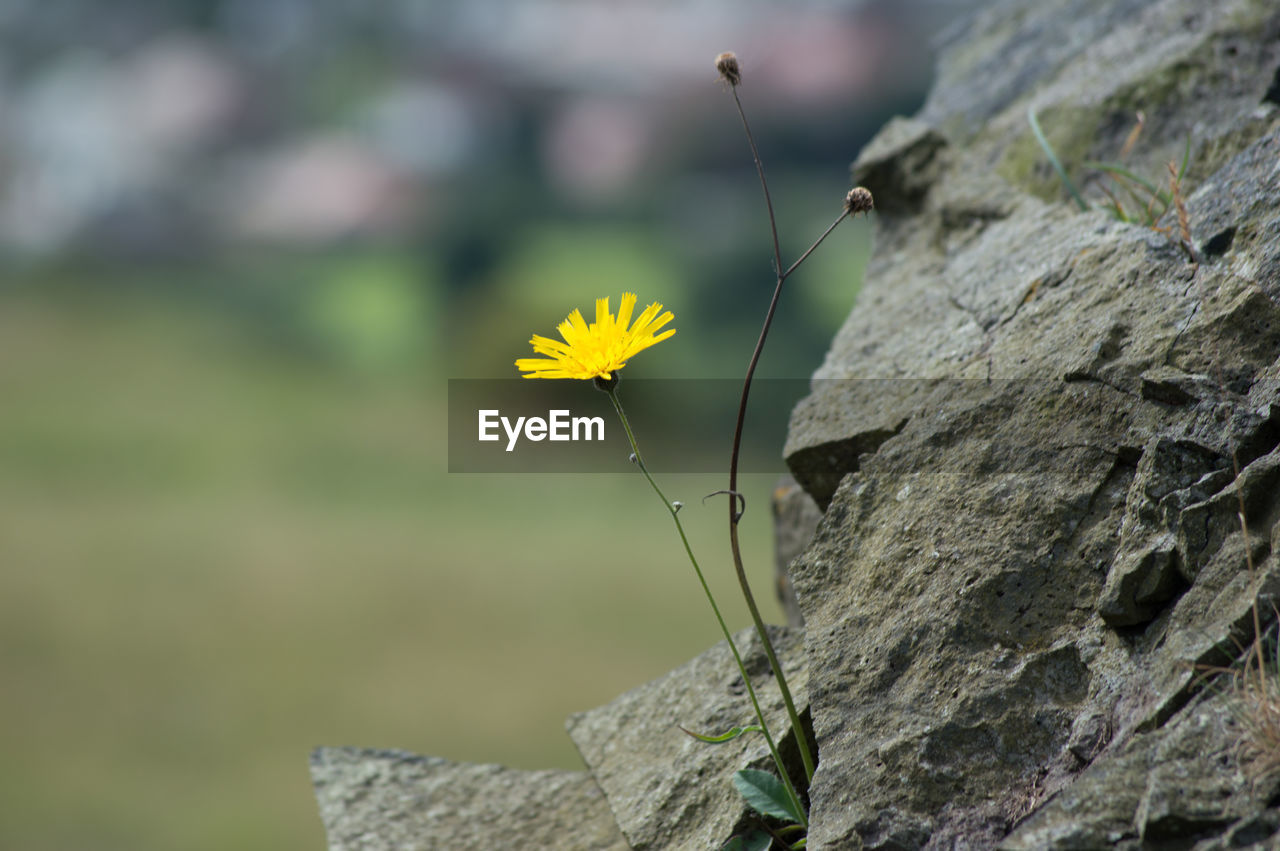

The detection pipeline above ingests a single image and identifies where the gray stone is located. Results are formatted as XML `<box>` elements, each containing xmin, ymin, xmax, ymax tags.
<box><xmin>1000</xmin><ymin>689</ymin><xmax>1279</xmax><ymax>849</ymax></box>
<box><xmin>567</xmin><ymin>625</ymin><xmax>808</xmax><ymax>851</ymax></box>
<box><xmin>779</xmin><ymin>0</ymin><xmax>1280</xmax><ymax>847</ymax></box>
<box><xmin>309</xmin><ymin>747</ymin><xmax>628</xmax><ymax>851</ymax></box>
<box><xmin>772</xmin><ymin>475</ymin><xmax>824</xmax><ymax>627</ymax></box>
<box><xmin>920</xmin><ymin>0</ymin><xmax>1163</xmax><ymax>141</ymax></box>
<box><xmin>851</xmin><ymin>117</ymin><xmax>950</xmax><ymax>216</ymax></box>
<box><xmin>1098</xmin><ymin>436</ymin><xmax>1231</xmax><ymax>627</ymax></box>
<box><xmin>923</xmin><ymin>0</ymin><xmax>1280</xmax><ymax>213</ymax></box>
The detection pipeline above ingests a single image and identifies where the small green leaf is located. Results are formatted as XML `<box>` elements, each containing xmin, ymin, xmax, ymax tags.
<box><xmin>679</xmin><ymin>724</ymin><xmax>763</xmax><ymax>744</ymax></box>
<box><xmin>721</xmin><ymin>830</ymin><xmax>773</xmax><ymax>851</ymax></box>
<box><xmin>734</xmin><ymin>769</ymin><xmax>804</xmax><ymax>824</ymax></box>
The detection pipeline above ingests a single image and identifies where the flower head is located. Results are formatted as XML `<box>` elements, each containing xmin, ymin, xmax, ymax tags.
<box><xmin>715</xmin><ymin>51</ymin><xmax>741</xmax><ymax>86</ymax></box>
<box><xmin>844</xmin><ymin>186</ymin><xmax>874</xmax><ymax>216</ymax></box>
<box><xmin>516</xmin><ymin>293</ymin><xmax>675</xmax><ymax>380</ymax></box>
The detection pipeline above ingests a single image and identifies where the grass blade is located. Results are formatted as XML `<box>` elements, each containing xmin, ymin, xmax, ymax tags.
<box><xmin>1028</xmin><ymin>107</ymin><xmax>1088</xmax><ymax>211</ymax></box>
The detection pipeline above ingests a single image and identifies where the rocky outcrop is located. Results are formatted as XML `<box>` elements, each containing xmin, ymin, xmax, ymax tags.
<box><xmin>782</xmin><ymin>0</ymin><xmax>1280</xmax><ymax>847</ymax></box>
<box><xmin>313</xmin><ymin>0</ymin><xmax>1280</xmax><ymax>847</ymax></box>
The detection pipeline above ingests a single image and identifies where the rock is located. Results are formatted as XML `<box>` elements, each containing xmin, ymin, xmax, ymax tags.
<box><xmin>779</xmin><ymin>0</ymin><xmax>1280</xmax><ymax>847</ymax></box>
<box><xmin>1000</xmin><ymin>689</ymin><xmax>1279</xmax><ymax>849</ymax></box>
<box><xmin>772</xmin><ymin>475</ymin><xmax>824</xmax><ymax>627</ymax></box>
<box><xmin>790</xmin><ymin>383</ymin><xmax>1133</xmax><ymax>848</ymax></box>
<box><xmin>309</xmin><ymin>747</ymin><xmax>628</xmax><ymax>851</ymax></box>
<box><xmin>922</xmin><ymin>0</ymin><xmax>1280</xmax><ymax>211</ymax></box>
<box><xmin>1097</xmin><ymin>436</ymin><xmax>1230</xmax><ymax>628</ymax></box>
<box><xmin>919</xmin><ymin>0</ymin><xmax>1159</xmax><ymax>141</ymax></box>
<box><xmin>567</xmin><ymin>625</ymin><xmax>808</xmax><ymax>851</ymax></box>
<box><xmin>851</xmin><ymin>117</ymin><xmax>949</xmax><ymax>216</ymax></box>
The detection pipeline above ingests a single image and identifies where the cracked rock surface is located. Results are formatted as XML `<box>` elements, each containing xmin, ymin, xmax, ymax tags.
<box><xmin>783</xmin><ymin>0</ymin><xmax>1280</xmax><ymax>847</ymax></box>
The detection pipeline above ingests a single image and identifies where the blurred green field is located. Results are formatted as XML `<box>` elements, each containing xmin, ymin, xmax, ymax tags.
<box><xmin>0</xmin><ymin>283</ymin><xmax>789</xmax><ymax>851</ymax></box>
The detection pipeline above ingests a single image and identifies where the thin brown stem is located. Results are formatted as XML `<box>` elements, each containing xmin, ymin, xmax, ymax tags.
<box><xmin>731</xmin><ymin>87</ymin><xmax>782</xmax><ymax>276</ymax></box>
<box><xmin>729</xmin><ymin>210</ymin><xmax>849</xmax><ymax>494</ymax></box>
<box><xmin>783</xmin><ymin>212</ymin><xmax>850</xmax><ymax>280</ymax></box>
<box><xmin>723</xmin><ymin>85</ymin><xmax>855</xmax><ymax>785</ymax></box>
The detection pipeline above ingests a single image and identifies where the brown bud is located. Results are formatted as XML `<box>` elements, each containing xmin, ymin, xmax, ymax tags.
<box><xmin>715</xmin><ymin>52</ymin><xmax>741</xmax><ymax>87</ymax></box>
<box><xmin>844</xmin><ymin>186</ymin><xmax>874</xmax><ymax>216</ymax></box>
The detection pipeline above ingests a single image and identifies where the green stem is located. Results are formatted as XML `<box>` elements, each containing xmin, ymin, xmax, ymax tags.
<box><xmin>604</xmin><ymin>384</ymin><xmax>807</xmax><ymax>828</ymax></box>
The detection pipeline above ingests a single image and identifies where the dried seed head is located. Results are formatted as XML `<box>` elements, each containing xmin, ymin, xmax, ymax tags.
<box><xmin>844</xmin><ymin>186</ymin><xmax>874</xmax><ymax>216</ymax></box>
<box><xmin>715</xmin><ymin>52</ymin><xmax>741</xmax><ymax>87</ymax></box>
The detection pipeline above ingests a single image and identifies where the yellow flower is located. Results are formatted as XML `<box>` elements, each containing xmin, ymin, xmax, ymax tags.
<box><xmin>516</xmin><ymin>293</ymin><xmax>675</xmax><ymax>380</ymax></box>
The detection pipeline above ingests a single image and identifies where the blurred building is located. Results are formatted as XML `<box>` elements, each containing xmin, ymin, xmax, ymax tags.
<box><xmin>0</xmin><ymin>0</ymin><xmax>977</xmax><ymax>259</ymax></box>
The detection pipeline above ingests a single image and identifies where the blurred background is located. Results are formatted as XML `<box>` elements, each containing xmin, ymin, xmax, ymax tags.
<box><xmin>0</xmin><ymin>1</ymin><xmax>975</xmax><ymax>848</ymax></box>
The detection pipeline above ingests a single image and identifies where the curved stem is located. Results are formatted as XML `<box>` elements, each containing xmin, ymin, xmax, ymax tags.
<box><xmin>605</xmin><ymin>386</ymin><xmax>807</xmax><ymax>828</ymax></box>
<box><xmin>725</xmin><ymin>86</ymin><xmax>851</xmax><ymax>785</ymax></box>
